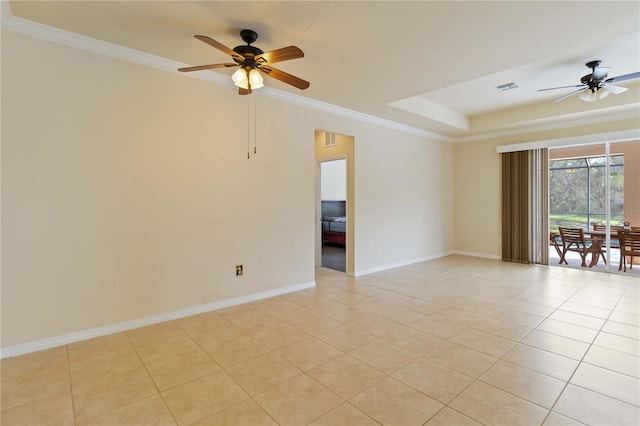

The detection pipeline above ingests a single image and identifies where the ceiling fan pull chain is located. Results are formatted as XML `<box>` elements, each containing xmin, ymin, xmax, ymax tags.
<box><xmin>254</xmin><ymin>96</ymin><xmax>257</xmax><ymax>155</ymax></box>
<box><xmin>247</xmin><ymin>97</ymin><xmax>251</xmax><ymax>159</ymax></box>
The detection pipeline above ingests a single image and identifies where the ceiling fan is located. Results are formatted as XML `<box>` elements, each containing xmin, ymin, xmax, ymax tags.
<box><xmin>538</xmin><ymin>60</ymin><xmax>640</xmax><ymax>103</ymax></box>
<box><xmin>178</xmin><ymin>29</ymin><xmax>309</xmax><ymax>95</ymax></box>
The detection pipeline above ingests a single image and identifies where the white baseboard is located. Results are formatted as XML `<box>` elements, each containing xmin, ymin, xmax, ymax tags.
<box><xmin>0</xmin><ymin>281</ymin><xmax>315</xmax><ymax>359</ymax></box>
<box><xmin>354</xmin><ymin>251</ymin><xmax>455</xmax><ymax>277</ymax></box>
<box><xmin>453</xmin><ymin>250</ymin><xmax>502</xmax><ymax>260</ymax></box>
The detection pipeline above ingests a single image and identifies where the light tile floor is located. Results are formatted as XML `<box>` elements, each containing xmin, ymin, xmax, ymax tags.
<box><xmin>1</xmin><ymin>255</ymin><xmax>639</xmax><ymax>425</ymax></box>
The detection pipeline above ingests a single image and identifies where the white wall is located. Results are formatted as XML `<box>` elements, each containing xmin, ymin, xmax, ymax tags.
<box><xmin>354</xmin><ymin>126</ymin><xmax>454</xmax><ymax>273</ymax></box>
<box><xmin>1</xmin><ymin>29</ymin><xmax>317</xmax><ymax>348</ymax></box>
<box><xmin>320</xmin><ymin>159</ymin><xmax>346</xmax><ymax>201</ymax></box>
<box><xmin>1</xmin><ymin>29</ymin><xmax>454</xmax><ymax>349</ymax></box>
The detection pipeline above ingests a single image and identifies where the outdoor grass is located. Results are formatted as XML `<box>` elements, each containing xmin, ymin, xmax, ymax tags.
<box><xmin>550</xmin><ymin>213</ymin><xmax>625</xmax><ymax>232</ymax></box>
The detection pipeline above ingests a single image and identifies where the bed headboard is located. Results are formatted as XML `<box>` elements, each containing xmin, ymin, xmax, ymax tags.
<box><xmin>321</xmin><ymin>200</ymin><xmax>346</xmax><ymax>218</ymax></box>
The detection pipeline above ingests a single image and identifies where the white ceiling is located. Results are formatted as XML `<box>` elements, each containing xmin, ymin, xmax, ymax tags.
<box><xmin>6</xmin><ymin>1</ymin><xmax>640</xmax><ymax>140</ymax></box>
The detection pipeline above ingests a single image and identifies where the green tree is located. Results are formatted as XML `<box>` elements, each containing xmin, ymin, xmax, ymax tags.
<box><xmin>549</xmin><ymin>156</ymin><xmax>624</xmax><ymax>230</ymax></box>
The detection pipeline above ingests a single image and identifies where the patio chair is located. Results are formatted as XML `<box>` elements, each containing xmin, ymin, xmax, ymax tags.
<box><xmin>558</xmin><ymin>227</ymin><xmax>606</xmax><ymax>267</ymax></box>
<box><xmin>550</xmin><ymin>232</ymin><xmax>565</xmax><ymax>264</ymax></box>
<box><xmin>618</xmin><ymin>230</ymin><xmax>640</xmax><ymax>272</ymax></box>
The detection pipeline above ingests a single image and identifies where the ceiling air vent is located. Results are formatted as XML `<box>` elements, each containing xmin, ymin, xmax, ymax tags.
<box><xmin>497</xmin><ymin>82</ymin><xmax>519</xmax><ymax>91</ymax></box>
<box><xmin>324</xmin><ymin>132</ymin><xmax>337</xmax><ymax>147</ymax></box>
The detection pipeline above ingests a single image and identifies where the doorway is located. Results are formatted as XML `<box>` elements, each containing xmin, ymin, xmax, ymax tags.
<box><xmin>319</xmin><ymin>160</ymin><xmax>347</xmax><ymax>272</ymax></box>
<box><xmin>314</xmin><ymin>130</ymin><xmax>355</xmax><ymax>275</ymax></box>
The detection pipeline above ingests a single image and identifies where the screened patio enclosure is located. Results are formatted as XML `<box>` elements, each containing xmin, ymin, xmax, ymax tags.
<box><xmin>549</xmin><ymin>154</ymin><xmax>624</xmax><ymax>232</ymax></box>
<box><xmin>549</xmin><ymin>141</ymin><xmax>640</xmax><ymax>275</ymax></box>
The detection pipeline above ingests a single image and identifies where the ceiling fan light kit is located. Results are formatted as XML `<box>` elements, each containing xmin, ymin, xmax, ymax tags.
<box><xmin>178</xmin><ymin>29</ymin><xmax>309</xmax><ymax>95</ymax></box>
<box><xmin>248</xmin><ymin>69</ymin><xmax>264</xmax><ymax>89</ymax></box>
<box><xmin>579</xmin><ymin>88</ymin><xmax>609</xmax><ymax>102</ymax></box>
<box><xmin>538</xmin><ymin>60</ymin><xmax>639</xmax><ymax>103</ymax></box>
<box><xmin>231</xmin><ymin>67</ymin><xmax>264</xmax><ymax>90</ymax></box>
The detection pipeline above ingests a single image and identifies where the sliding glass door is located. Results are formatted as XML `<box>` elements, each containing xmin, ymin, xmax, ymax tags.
<box><xmin>610</xmin><ymin>141</ymin><xmax>639</xmax><ymax>272</ymax></box>
<box><xmin>549</xmin><ymin>140</ymin><xmax>639</xmax><ymax>274</ymax></box>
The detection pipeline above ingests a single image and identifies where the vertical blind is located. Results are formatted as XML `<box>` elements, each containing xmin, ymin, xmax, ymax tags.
<box><xmin>501</xmin><ymin>149</ymin><xmax>549</xmax><ymax>264</ymax></box>
<box><xmin>531</xmin><ymin>148</ymin><xmax>549</xmax><ymax>265</ymax></box>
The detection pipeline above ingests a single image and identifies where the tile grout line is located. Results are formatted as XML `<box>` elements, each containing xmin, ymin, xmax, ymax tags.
<box><xmin>470</xmin><ymin>278</ymin><xmax>635</xmax><ymax>420</ymax></box>
<box><xmin>351</xmin><ymin>273</ymin><xmax>539</xmax><ymax>425</ymax></box>
<box><xmin>123</xmin><ymin>329</ymin><xmax>180</xmax><ymax>426</ymax></box>
<box><xmin>412</xmin><ymin>267</ymin><xmax>566</xmax><ymax>424</ymax></box>
<box><xmin>177</xmin><ymin>305</ymin><xmax>331</xmax><ymax>426</ymax></box>
<box><xmin>65</xmin><ymin>345</ymin><xmax>78</xmax><ymax>426</ymax></box>
<box><xmin>435</xmin><ymin>275</ymin><xmax>586</xmax><ymax>425</ymax></box>
<box><xmin>248</xmin><ymin>395</ymin><xmax>283</xmax><ymax>426</ymax></box>
<box><xmin>522</xmin><ymin>275</ymin><xmax>597</xmax><ymax>425</ymax></box>
<box><xmin>298</xmin><ymin>278</ymin><xmax>487</xmax><ymax>425</ymax></box>
<box><xmin>176</xmin><ymin>318</ymin><xmax>284</xmax><ymax>425</ymax></box>
<box><xmin>172</xmin><ymin>318</ymin><xmax>284</xmax><ymax>425</ymax></box>
<box><xmin>540</xmin><ymin>276</ymin><xmax>628</xmax><ymax>425</ymax></box>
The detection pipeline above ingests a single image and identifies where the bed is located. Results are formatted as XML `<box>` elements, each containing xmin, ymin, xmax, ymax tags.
<box><xmin>321</xmin><ymin>200</ymin><xmax>346</xmax><ymax>245</ymax></box>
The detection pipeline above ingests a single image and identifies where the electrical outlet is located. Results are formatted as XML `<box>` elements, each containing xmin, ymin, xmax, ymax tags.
<box><xmin>235</xmin><ymin>265</ymin><xmax>243</xmax><ymax>276</ymax></box>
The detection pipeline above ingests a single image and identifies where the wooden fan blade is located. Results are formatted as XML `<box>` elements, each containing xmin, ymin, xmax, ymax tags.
<box><xmin>194</xmin><ymin>35</ymin><xmax>244</xmax><ymax>60</ymax></box>
<box><xmin>178</xmin><ymin>63</ymin><xmax>237</xmax><ymax>72</ymax></box>
<box><xmin>553</xmin><ymin>88</ymin><xmax>585</xmax><ymax>103</ymax></box>
<box><xmin>239</xmin><ymin>87</ymin><xmax>252</xmax><ymax>95</ymax></box>
<box><xmin>260</xmin><ymin>65</ymin><xmax>310</xmax><ymax>90</ymax></box>
<box><xmin>255</xmin><ymin>46</ymin><xmax>304</xmax><ymax>64</ymax></box>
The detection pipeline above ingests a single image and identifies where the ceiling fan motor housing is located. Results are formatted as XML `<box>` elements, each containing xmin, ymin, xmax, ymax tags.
<box><xmin>581</xmin><ymin>74</ymin><xmax>600</xmax><ymax>90</ymax></box>
<box><xmin>233</xmin><ymin>45</ymin><xmax>264</xmax><ymax>70</ymax></box>
<box><xmin>240</xmin><ymin>29</ymin><xmax>258</xmax><ymax>45</ymax></box>
<box><xmin>233</xmin><ymin>45</ymin><xmax>264</xmax><ymax>59</ymax></box>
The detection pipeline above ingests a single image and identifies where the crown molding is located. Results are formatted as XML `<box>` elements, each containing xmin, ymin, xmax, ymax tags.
<box><xmin>259</xmin><ymin>86</ymin><xmax>452</xmax><ymax>140</ymax></box>
<box><xmin>0</xmin><ymin>1</ymin><xmax>234</xmax><ymax>89</ymax></box>
<box><xmin>0</xmin><ymin>2</ymin><xmax>450</xmax><ymax>142</ymax></box>
<box><xmin>496</xmin><ymin>128</ymin><xmax>640</xmax><ymax>154</ymax></box>
<box><xmin>455</xmin><ymin>106</ymin><xmax>640</xmax><ymax>144</ymax></box>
